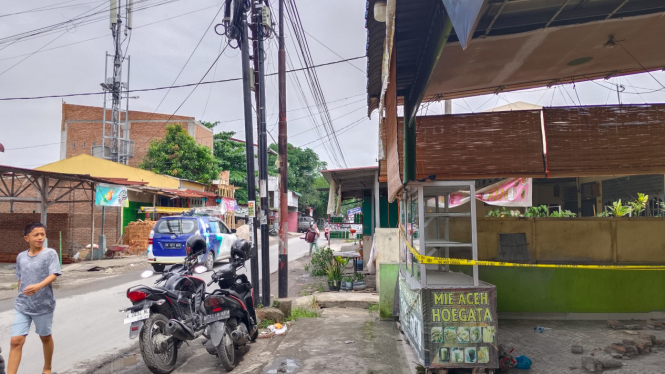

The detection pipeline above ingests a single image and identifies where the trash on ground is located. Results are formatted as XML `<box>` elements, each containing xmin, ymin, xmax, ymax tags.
<box><xmin>533</xmin><ymin>326</ymin><xmax>552</xmax><ymax>333</ymax></box>
<box><xmin>515</xmin><ymin>355</ymin><xmax>532</xmax><ymax>369</ymax></box>
<box><xmin>87</xmin><ymin>266</ymin><xmax>106</xmax><ymax>272</ymax></box>
<box><xmin>267</xmin><ymin>323</ymin><xmax>287</xmax><ymax>335</ymax></box>
<box><xmin>345</xmin><ymin>341</ymin><xmax>355</xmax><ymax>344</ymax></box>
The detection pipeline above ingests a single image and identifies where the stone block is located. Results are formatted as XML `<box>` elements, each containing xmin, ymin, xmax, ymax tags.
<box><xmin>581</xmin><ymin>357</ymin><xmax>603</xmax><ymax>372</ymax></box>
<box><xmin>611</xmin><ymin>343</ymin><xmax>627</xmax><ymax>353</ymax></box>
<box><xmin>607</xmin><ymin>320</ymin><xmax>624</xmax><ymax>329</ymax></box>
<box><xmin>599</xmin><ymin>360</ymin><xmax>621</xmax><ymax>369</ymax></box>
<box><xmin>255</xmin><ymin>307</ymin><xmax>285</xmax><ymax>323</ymax></box>
<box><xmin>622</xmin><ymin>339</ymin><xmax>635</xmax><ymax>345</ymax></box>
<box><xmin>274</xmin><ymin>298</ymin><xmax>293</xmax><ymax>319</ymax></box>
<box><xmin>571</xmin><ymin>345</ymin><xmax>583</xmax><ymax>354</ymax></box>
<box><xmin>639</xmin><ymin>333</ymin><xmax>656</xmax><ymax>343</ymax></box>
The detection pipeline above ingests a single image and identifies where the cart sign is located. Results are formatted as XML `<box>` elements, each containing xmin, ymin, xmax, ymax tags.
<box><xmin>95</xmin><ymin>183</ymin><xmax>128</xmax><ymax>207</ymax></box>
<box><xmin>426</xmin><ymin>287</ymin><xmax>498</xmax><ymax>368</ymax></box>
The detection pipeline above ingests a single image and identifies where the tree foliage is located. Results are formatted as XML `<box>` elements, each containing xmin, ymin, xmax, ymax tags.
<box><xmin>268</xmin><ymin>143</ymin><xmax>329</xmax><ymax>217</ymax></box>
<box><xmin>201</xmin><ymin>121</ymin><xmax>219</xmax><ymax>129</ymax></box>
<box><xmin>140</xmin><ymin>124</ymin><xmax>219</xmax><ymax>183</ymax></box>
<box><xmin>213</xmin><ymin>131</ymin><xmax>250</xmax><ymax>204</ymax></box>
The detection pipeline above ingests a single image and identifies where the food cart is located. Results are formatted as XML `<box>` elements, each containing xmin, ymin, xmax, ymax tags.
<box><xmin>398</xmin><ymin>181</ymin><xmax>498</xmax><ymax>373</ymax></box>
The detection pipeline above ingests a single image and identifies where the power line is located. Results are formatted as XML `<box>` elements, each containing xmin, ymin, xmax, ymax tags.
<box><xmin>0</xmin><ymin>4</ymin><xmax>220</xmax><ymax>63</ymax></box>
<box><xmin>4</xmin><ymin>93</ymin><xmax>367</xmax><ymax>152</ymax></box>
<box><xmin>146</xmin><ymin>5</ymin><xmax>224</xmax><ymax>121</ymax></box>
<box><xmin>303</xmin><ymin>30</ymin><xmax>365</xmax><ymax>74</ymax></box>
<box><xmin>0</xmin><ymin>56</ymin><xmax>365</xmax><ymax>101</ymax></box>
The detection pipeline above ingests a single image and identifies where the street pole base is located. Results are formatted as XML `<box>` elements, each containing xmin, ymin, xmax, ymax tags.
<box><xmin>278</xmin><ymin>254</ymin><xmax>288</xmax><ymax>298</ymax></box>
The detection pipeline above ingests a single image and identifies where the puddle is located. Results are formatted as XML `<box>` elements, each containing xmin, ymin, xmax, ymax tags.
<box><xmin>263</xmin><ymin>357</ymin><xmax>301</xmax><ymax>374</ymax></box>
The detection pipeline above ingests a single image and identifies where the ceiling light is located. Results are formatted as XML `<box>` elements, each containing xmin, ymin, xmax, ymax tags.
<box><xmin>603</xmin><ymin>35</ymin><xmax>617</xmax><ymax>48</ymax></box>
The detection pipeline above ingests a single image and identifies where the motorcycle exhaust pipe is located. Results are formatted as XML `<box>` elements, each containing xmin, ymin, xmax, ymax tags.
<box><xmin>165</xmin><ymin>320</ymin><xmax>195</xmax><ymax>341</ymax></box>
<box><xmin>230</xmin><ymin>329</ymin><xmax>250</xmax><ymax>345</ymax></box>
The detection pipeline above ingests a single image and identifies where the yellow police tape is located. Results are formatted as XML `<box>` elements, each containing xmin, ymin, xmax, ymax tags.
<box><xmin>401</xmin><ymin>234</ymin><xmax>665</xmax><ymax>270</ymax></box>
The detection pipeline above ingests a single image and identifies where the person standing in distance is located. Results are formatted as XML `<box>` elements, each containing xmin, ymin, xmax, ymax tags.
<box><xmin>8</xmin><ymin>222</ymin><xmax>61</xmax><ymax>374</ymax></box>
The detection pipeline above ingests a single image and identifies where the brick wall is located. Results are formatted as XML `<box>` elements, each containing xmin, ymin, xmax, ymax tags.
<box><xmin>0</xmin><ymin>180</ymin><xmax>121</xmax><ymax>262</ymax></box>
<box><xmin>62</xmin><ymin>103</ymin><xmax>214</xmax><ymax>168</ymax></box>
<box><xmin>0</xmin><ymin>213</ymin><xmax>70</xmax><ymax>262</ymax></box>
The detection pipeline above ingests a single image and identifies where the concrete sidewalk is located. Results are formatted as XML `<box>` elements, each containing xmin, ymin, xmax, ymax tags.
<box><xmin>89</xmin><ymin>308</ymin><xmax>410</xmax><ymax>374</ymax></box>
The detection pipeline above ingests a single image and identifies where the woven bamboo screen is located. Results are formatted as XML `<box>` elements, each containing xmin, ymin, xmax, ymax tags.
<box><xmin>397</xmin><ymin>111</ymin><xmax>545</xmax><ymax>179</ymax></box>
<box><xmin>544</xmin><ymin>104</ymin><xmax>665</xmax><ymax>177</ymax></box>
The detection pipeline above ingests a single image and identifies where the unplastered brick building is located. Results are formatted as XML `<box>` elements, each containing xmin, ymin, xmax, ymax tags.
<box><xmin>60</xmin><ymin>103</ymin><xmax>214</xmax><ymax>167</ymax></box>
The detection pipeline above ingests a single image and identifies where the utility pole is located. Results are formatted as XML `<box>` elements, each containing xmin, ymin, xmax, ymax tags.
<box><xmin>253</xmin><ymin>0</ymin><xmax>271</xmax><ymax>307</ymax></box>
<box><xmin>234</xmin><ymin>0</ymin><xmax>261</xmax><ymax>301</ymax></box>
<box><xmin>277</xmin><ymin>0</ymin><xmax>288</xmax><ymax>298</ymax></box>
<box><xmin>100</xmin><ymin>0</ymin><xmax>134</xmax><ymax>164</ymax></box>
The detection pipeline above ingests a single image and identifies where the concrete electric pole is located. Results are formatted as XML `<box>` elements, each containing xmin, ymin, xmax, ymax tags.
<box><xmin>277</xmin><ymin>0</ymin><xmax>288</xmax><ymax>298</ymax></box>
<box><xmin>253</xmin><ymin>0</ymin><xmax>271</xmax><ymax>308</ymax></box>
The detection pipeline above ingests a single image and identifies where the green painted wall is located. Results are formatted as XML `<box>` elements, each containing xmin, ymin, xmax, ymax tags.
<box><xmin>379</xmin><ymin>197</ymin><xmax>398</xmax><ymax>229</ymax></box>
<box><xmin>379</xmin><ymin>263</ymin><xmax>400</xmax><ymax>319</ymax></box>
<box><xmin>362</xmin><ymin>190</ymin><xmax>372</xmax><ymax>236</ymax></box>
<box><xmin>123</xmin><ymin>202</ymin><xmax>152</xmax><ymax>234</ymax></box>
<box><xmin>450</xmin><ymin>266</ymin><xmax>665</xmax><ymax>313</ymax></box>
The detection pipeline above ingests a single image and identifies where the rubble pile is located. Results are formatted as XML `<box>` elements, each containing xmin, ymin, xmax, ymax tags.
<box><xmin>123</xmin><ymin>220</ymin><xmax>155</xmax><ymax>254</ymax></box>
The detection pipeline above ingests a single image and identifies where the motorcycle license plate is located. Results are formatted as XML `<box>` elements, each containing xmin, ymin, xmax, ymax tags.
<box><xmin>164</xmin><ymin>243</ymin><xmax>181</xmax><ymax>249</ymax></box>
<box><xmin>124</xmin><ymin>309</ymin><xmax>150</xmax><ymax>324</ymax></box>
<box><xmin>204</xmin><ymin>310</ymin><xmax>230</xmax><ymax>324</ymax></box>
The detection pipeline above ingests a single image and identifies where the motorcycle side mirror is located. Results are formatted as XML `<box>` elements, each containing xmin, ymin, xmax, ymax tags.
<box><xmin>141</xmin><ymin>270</ymin><xmax>154</xmax><ymax>278</ymax></box>
<box><xmin>231</xmin><ymin>229</ymin><xmax>236</xmax><ymax>234</ymax></box>
<box><xmin>194</xmin><ymin>265</ymin><xmax>208</xmax><ymax>274</ymax></box>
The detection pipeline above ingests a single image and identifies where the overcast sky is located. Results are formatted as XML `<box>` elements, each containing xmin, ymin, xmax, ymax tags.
<box><xmin>1</xmin><ymin>0</ymin><xmax>665</xmax><ymax>171</ymax></box>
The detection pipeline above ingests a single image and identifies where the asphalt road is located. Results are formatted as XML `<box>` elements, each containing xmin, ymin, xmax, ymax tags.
<box><xmin>0</xmin><ymin>235</ymin><xmax>316</xmax><ymax>374</ymax></box>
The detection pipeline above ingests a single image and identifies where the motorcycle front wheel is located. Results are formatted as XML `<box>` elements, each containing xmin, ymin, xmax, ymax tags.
<box><xmin>215</xmin><ymin>324</ymin><xmax>237</xmax><ymax>371</ymax></box>
<box><xmin>139</xmin><ymin>313</ymin><xmax>178</xmax><ymax>374</ymax></box>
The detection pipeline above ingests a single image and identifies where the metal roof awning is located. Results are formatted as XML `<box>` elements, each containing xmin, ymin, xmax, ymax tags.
<box><xmin>161</xmin><ymin>189</ymin><xmax>219</xmax><ymax>199</ymax></box>
<box><xmin>321</xmin><ymin>167</ymin><xmax>378</xmax><ymax>199</ymax></box>
<box><xmin>140</xmin><ymin>206</ymin><xmax>191</xmax><ymax>214</ymax></box>
<box><xmin>366</xmin><ymin>0</ymin><xmax>665</xmax><ymax>113</ymax></box>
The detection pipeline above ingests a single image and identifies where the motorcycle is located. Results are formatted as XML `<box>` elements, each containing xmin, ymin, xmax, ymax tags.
<box><xmin>201</xmin><ymin>239</ymin><xmax>258</xmax><ymax>371</ymax></box>
<box><xmin>122</xmin><ymin>235</ymin><xmax>209</xmax><ymax>374</ymax></box>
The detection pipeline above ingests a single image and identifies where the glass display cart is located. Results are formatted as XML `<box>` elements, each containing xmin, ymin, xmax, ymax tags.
<box><xmin>398</xmin><ymin>181</ymin><xmax>498</xmax><ymax>372</ymax></box>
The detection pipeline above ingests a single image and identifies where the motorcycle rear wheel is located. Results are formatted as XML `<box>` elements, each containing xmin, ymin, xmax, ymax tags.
<box><xmin>139</xmin><ymin>313</ymin><xmax>178</xmax><ymax>374</ymax></box>
<box><xmin>215</xmin><ymin>324</ymin><xmax>237</xmax><ymax>371</ymax></box>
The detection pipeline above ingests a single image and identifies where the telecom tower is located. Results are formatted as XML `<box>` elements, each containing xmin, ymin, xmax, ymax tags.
<box><xmin>95</xmin><ymin>0</ymin><xmax>134</xmax><ymax>164</ymax></box>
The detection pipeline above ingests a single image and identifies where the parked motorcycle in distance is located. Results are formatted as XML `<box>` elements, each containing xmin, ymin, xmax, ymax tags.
<box><xmin>202</xmin><ymin>239</ymin><xmax>258</xmax><ymax>371</ymax></box>
<box><xmin>122</xmin><ymin>235</ymin><xmax>209</xmax><ymax>374</ymax></box>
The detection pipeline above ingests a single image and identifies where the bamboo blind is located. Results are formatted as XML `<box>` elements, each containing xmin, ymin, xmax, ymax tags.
<box><xmin>544</xmin><ymin>104</ymin><xmax>665</xmax><ymax>177</ymax></box>
<box><xmin>397</xmin><ymin>110</ymin><xmax>545</xmax><ymax>180</ymax></box>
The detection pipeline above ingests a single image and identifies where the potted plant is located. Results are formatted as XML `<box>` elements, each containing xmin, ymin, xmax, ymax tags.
<box><xmin>341</xmin><ymin>276</ymin><xmax>354</xmax><ymax>291</ymax></box>
<box><xmin>326</xmin><ymin>260</ymin><xmax>342</xmax><ymax>291</ymax></box>
<box><xmin>352</xmin><ymin>272</ymin><xmax>366</xmax><ymax>291</ymax></box>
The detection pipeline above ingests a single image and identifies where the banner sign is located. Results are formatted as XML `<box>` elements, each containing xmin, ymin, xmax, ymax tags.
<box><xmin>347</xmin><ymin>207</ymin><xmax>362</xmax><ymax>221</ymax></box>
<box><xmin>247</xmin><ymin>201</ymin><xmax>256</xmax><ymax>218</ymax></box>
<box><xmin>222</xmin><ymin>198</ymin><xmax>238</xmax><ymax>212</ymax></box>
<box><xmin>426</xmin><ymin>287</ymin><xmax>498</xmax><ymax>368</ymax></box>
<box><xmin>434</xmin><ymin>178</ymin><xmax>533</xmax><ymax>208</ymax></box>
<box><xmin>95</xmin><ymin>183</ymin><xmax>128</xmax><ymax>207</ymax></box>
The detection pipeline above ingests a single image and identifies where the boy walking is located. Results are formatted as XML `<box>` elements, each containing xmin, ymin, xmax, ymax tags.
<box><xmin>307</xmin><ymin>222</ymin><xmax>320</xmax><ymax>256</ymax></box>
<box><xmin>8</xmin><ymin>222</ymin><xmax>61</xmax><ymax>374</ymax></box>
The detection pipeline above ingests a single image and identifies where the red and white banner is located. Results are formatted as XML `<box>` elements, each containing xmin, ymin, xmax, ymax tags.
<box><xmin>434</xmin><ymin>178</ymin><xmax>532</xmax><ymax>208</ymax></box>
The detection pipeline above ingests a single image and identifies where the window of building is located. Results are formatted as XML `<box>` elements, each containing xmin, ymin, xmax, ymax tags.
<box><xmin>72</xmin><ymin>142</ymin><xmax>76</xmax><ymax>148</ymax></box>
<box><xmin>82</xmin><ymin>142</ymin><xmax>86</xmax><ymax>148</ymax></box>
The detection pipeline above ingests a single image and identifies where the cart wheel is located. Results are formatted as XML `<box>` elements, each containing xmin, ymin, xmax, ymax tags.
<box><xmin>104</xmin><ymin>250</ymin><xmax>115</xmax><ymax>259</ymax></box>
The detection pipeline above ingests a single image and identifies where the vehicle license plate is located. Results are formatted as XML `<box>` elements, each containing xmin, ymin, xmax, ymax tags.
<box><xmin>124</xmin><ymin>309</ymin><xmax>150</xmax><ymax>324</ymax></box>
<box><xmin>204</xmin><ymin>310</ymin><xmax>230</xmax><ymax>324</ymax></box>
<box><xmin>165</xmin><ymin>243</ymin><xmax>181</xmax><ymax>249</ymax></box>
